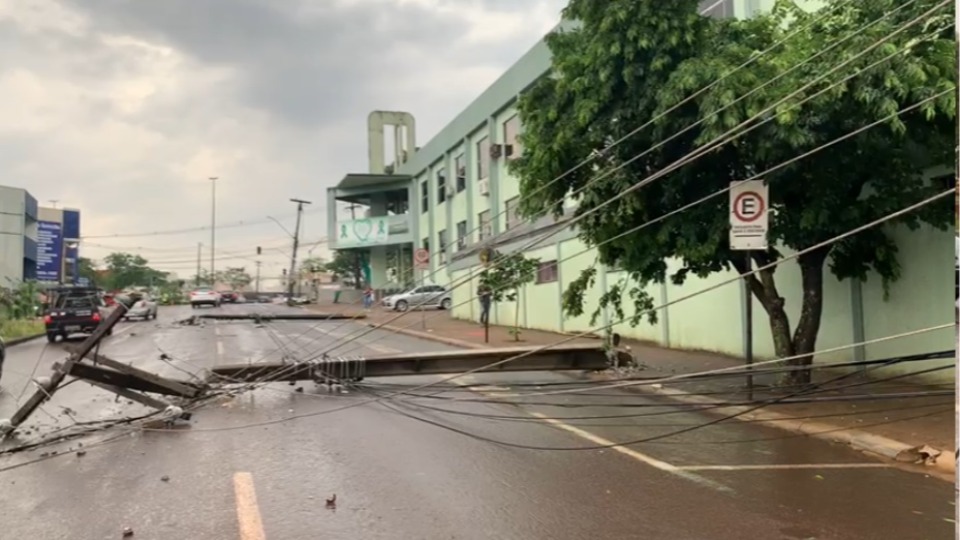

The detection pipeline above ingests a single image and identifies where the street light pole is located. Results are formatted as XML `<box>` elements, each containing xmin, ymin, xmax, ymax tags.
<box><xmin>287</xmin><ymin>198</ymin><xmax>312</xmax><ymax>304</ymax></box>
<box><xmin>209</xmin><ymin>176</ymin><xmax>218</xmax><ymax>287</ymax></box>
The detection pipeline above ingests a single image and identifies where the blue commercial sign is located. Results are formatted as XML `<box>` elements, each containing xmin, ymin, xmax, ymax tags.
<box><xmin>36</xmin><ymin>221</ymin><xmax>63</xmax><ymax>282</ymax></box>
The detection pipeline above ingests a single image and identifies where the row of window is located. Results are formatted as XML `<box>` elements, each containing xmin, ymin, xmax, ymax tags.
<box><xmin>420</xmin><ymin>115</ymin><xmax>523</xmax><ymax>214</ymax></box>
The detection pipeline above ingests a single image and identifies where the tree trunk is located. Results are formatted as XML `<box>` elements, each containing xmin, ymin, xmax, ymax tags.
<box><xmin>784</xmin><ymin>248</ymin><xmax>830</xmax><ymax>386</ymax></box>
<box><xmin>513</xmin><ymin>287</ymin><xmax>521</xmax><ymax>341</ymax></box>
<box><xmin>733</xmin><ymin>255</ymin><xmax>795</xmax><ymax>379</ymax></box>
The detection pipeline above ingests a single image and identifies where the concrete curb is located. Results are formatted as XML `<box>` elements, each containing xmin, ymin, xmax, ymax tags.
<box><xmin>364</xmin><ymin>320</ymin><xmax>956</xmax><ymax>477</ymax></box>
<box><xmin>4</xmin><ymin>333</ymin><xmax>45</xmax><ymax>347</ymax></box>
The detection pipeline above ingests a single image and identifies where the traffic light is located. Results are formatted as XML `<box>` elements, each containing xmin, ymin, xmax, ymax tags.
<box><xmin>256</xmin><ymin>246</ymin><xmax>262</xmax><ymax>255</ymax></box>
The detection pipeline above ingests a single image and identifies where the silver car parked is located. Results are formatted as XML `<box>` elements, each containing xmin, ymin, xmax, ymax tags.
<box><xmin>382</xmin><ymin>285</ymin><xmax>452</xmax><ymax>312</ymax></box>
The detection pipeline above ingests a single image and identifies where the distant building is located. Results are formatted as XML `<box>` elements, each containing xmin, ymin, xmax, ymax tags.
<box><xmin>0</xmin><ymin>185</ymin><xmax>39</xmax><ymax>287</ymax></box>
<box><xmin>37</xmin><ymin>206</ymin><xmax>83</xmax><ymax>285</ymax></box>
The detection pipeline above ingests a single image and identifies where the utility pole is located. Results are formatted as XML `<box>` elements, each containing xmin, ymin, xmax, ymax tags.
<box><xmin>196</xmin><ymin>243</ymin><xmax>202</xmax><ymax>286</ymax></box>
<box><xmin>287</xmin><ymin>198</ymin><xmax>312</xmax><ymax>304</ymax></box>
<box><xmin>255</xmin><ymin>261</ymin><xmax>262</xmax><ymax>295</ymax></box>
<box><xmin>209</xmin><ymin>176</ymin><xmax>218</xmax><ymax>289</ymax></box>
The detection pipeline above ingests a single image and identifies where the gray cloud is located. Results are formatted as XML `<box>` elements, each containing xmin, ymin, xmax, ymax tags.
<box><xmin>0</xmin><ymin>0</ymin><xmax>566</xmax><ymax>277</ymax></box>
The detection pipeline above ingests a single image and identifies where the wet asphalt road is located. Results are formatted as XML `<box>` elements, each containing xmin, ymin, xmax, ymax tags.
<box><xmin>0</xmin><ymin>304</ymin><xmax>954</xmax><ymax>540</ymax></box>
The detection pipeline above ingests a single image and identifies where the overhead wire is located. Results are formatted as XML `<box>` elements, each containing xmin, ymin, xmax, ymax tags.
<box><xmin>4</xmin><ymin>3</ymin><xmax>946</xmax><ymax>453</ymax></box>
<box><xmin>209</xmin><ymin>0</ymin><xmax>869</xmax><ymax>376</ymax></box>
<box><xmin>149</xmin><ymin>0</ymin><xmax>940</xmax><ymax>394</ymax></box>
<box><xmin>310</xmin><ymin>4</ymin><xmax>953</xmax><ymax>363</ymax></box>
<box><xmin>124</xmin><ymin>190</ymin><xmax>955</xmax><ymax>436</ymax></box>
<box><xmin>314</xmin><ymin>84</ymin><xmax>956</xmax><ymax>362</ymax></box>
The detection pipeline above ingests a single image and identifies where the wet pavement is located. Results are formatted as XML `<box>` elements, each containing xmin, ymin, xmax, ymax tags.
<box><xmin>0</xmin><ymin>304</ymin><xmax>954</xmax><ymax>539</ymax></box>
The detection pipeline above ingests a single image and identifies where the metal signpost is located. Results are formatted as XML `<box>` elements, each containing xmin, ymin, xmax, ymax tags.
<box><xmin>414</xmin><ymin>248</ymin><xmax>430</xmax><ymax>330</ymax></box>
<box><xmin>729</xmin><ymin>180</ymin><xmax>769</xmax><ymax>401</ymax></box>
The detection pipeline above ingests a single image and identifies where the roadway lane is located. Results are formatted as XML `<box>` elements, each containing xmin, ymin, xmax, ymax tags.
<box><xmin>0</xmin><ymin>303</ymin><xmax>953</xmax><ymax>539</ymax></box>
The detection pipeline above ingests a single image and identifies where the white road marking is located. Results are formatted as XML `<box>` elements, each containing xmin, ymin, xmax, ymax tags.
<box><xmin>676</xmin><ymin>463</ymin><xmax>890</xmax><ymax>472</ymax></box>
<box><xmin>217</xmin><ymin>341</ymin><xmax>225</xmax><ymax>357</ymax></box>
<box><xmin>529</xmin><ymin>412</ymin><xmax>731</xmax><ymax>491</ymax></box>
<box><xmin>215</xmin><ymin>325</ymin><xmax>222</xmax><ymax>337</ymax></box>
<box><xmin>530</xmin><ymin>412</ymin><xmax>677</xmax><ymax>472</ymax></box>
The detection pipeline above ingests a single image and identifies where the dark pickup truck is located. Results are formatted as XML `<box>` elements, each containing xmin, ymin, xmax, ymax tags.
<box><xmin>43</xmin><ymin>288</ymin><xmax>117</xmax><ymax>343</ymax></box>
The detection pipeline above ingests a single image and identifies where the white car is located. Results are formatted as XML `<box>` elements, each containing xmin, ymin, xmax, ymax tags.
<box><xmin>189</xmin><ymin>287</ymin><xmax>221</xmax><ymax>308</ymax></box>
<box><xmin>125</xmin><ymin>295</ymin><xmax>159</xmax><ymax>320</ymax></box>
<box><xmin>382</xmin><ymin>285</ymin><xmax>452</xmax><ymax>312</ymax></box>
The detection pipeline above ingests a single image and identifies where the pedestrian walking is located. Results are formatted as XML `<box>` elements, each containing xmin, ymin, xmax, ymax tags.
<box><xmin>363</xmin><ymin>286</ymin><xmax>374</xmax><ymax>310</ymax></box>
<box><xmin>478</xmin><ymin>283</ymin><xmax>492</xmax><ymax>325</ymax></box>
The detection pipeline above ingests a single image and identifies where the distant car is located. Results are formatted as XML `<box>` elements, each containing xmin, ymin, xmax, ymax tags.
<box><xmin>189</xmin><ymin>287</ymin><xmax>221</xmax><ymax>309</ymax></box>
<box><xmin>382</xmin><ymin>285</ymin><xmax>452</xmax><ymax>312</ymax></box>
<box><xmin>221</xmin><ymin>291</ymin><xmax>239</xmax><ymax>303</ymax></box>
<box><xmin>43</xmin><ymin>286</ymin><xmax>117</xmax><ymax>342</ymax></box>
<box><xmin>125</xmin><ymin>294</ymin><xmax>158</xmax><ymax>321</ymax></box>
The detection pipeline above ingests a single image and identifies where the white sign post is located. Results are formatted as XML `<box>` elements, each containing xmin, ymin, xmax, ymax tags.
<box><xmin>729</xmin><ymin>179</ymin><xmax>769</xmax><ymax>400</ymax></box>
<box><xmin>729</xmin><ymin>180</ymin><xmax>769</xmax><ymax>251</ymax></box>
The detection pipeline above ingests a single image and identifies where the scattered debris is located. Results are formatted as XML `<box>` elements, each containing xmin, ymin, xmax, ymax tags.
<box><xmin>896</xmin><ymin>444</ymin><xmax>943</xmax><ymax>466</ymax></box>
<box><xmin>122</xmin><ymin>527</ymin><xmax>135</xmax><ymax>537</ymax></box>
<box><xmin>76</xmin><ymin>450</ymin><xmax>87</xmax><ymax>457</ymax></box>
<box><xmin>325</xmin><ymin>494</ymin><xmax>337</xmax><ymax>509</ymax></box>
<box><xmin>161</xmin><ymin>475</ymin><xmax>170</xmax><ymax>482</ymax></box>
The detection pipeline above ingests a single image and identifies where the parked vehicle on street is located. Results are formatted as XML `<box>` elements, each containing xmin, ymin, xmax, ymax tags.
<box><xmin>221</xmin><ymin>291</ymin><xmax>239</xmax><ymax>303</ymax></box>
<box><xmin>382</xmin><ymin>285</ymin><xmax>452</xmax><ymax>312</ymax></box>
<box><xmin>125</xmin><ymin>294</ymin><xmax>159</xmax><ymax>321</ymax></box>
<box><xmin>189</xmin><ymin>287</ymin><xmax>221</xmax><ymax>308</ymax></box>
<box><xmin>43</xmin><ymin>286</ymin><xmax>116</xmax><ymax>342</ymax></box>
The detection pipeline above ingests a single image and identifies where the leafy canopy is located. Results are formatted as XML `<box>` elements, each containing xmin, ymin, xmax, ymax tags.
<box><xmin>512</xmin><ymin>0</ymin><xmax>955</xmax><ymax>334</ymax></box>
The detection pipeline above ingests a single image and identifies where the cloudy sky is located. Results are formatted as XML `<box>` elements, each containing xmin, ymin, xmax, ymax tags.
<box><xmin>0</xmin><ymin>0</ymin><xmax>566</xmax><ymax>287</ymax></box>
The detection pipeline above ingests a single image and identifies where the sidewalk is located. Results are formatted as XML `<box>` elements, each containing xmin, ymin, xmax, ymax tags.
<box><xmin>309</xmin><ymin>301</ymin><xmax>956</xmax><ymax>475</ymax></box>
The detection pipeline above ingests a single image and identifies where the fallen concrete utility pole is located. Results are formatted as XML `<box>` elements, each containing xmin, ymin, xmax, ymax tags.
<box><xmin>2</xmin><ymin>305</ymin><xmax>206</xmax><ymax>438</ymax></box>
<box><xmin>183</xmin><ymin>312</ymin><xmax>365</xmax><ymax>322</ymax></box>
<box><xmin>210</xmin><ymin>343</ymin><xmax>632</xmax><ymax>383</ymax></box>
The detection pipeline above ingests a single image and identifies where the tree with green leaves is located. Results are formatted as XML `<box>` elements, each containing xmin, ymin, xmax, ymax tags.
<box><xmin>218</xmin><ymin>267</ymin><xmax>253</xmax><ymax>291</ymax></box>
<box><xmin>512</xmin><ymin>0</ymin><xmax>955</xmax><ymax>383</ymax></box>
<box><xmin>102</xmin><ymin>252</ymin><xmax>169</xmax><ymax>291</ymax></box>
<box><xmin>325</xmin><ymin>250</ymin><xmax>364</xmax><ymax>289</ymax></box>
<box><xmin>478</xmin><ymin>251</ymin><xmax>540</xmax><ymax>341</ymax></box>
<box><xmin>77</xmin><ymin>257</ymin><xmax>99</xmax><ymax>285</ymax></box>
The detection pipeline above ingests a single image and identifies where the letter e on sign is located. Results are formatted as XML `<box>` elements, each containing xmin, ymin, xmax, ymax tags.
<box><xmin>729</xmin><ymin>180</ymin><xmax>769</xmax><ymax>250</ymax></box>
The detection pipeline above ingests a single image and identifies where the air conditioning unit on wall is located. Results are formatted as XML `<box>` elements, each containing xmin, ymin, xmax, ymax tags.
<box><xmin>478</xmin><ymin>178</ymin><xmax>490</xmax><ymax>196</ymax></box>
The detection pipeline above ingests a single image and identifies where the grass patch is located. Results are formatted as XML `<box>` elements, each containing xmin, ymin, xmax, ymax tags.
<box><xmin>0</xmin><ymin>318</ymin><xmax>45</xmax><ymax>341</ymax></box>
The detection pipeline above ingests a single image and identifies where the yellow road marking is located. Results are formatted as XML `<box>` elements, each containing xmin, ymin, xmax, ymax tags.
<box><xmin>233</xmin><ymin>472</ymin><xmax>267</xmax><ymax>540</ymax></box>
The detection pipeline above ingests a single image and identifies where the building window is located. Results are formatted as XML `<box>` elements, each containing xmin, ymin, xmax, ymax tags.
<box><xmin>478</xmin><ymin>210</ymin><xmax>492</xmax><ymax>241</ymax></box>
<box><xmin>422</xmin><ymin>237</ymin><xmax>430</xmax><ymax>253</ymax></box>
<box><xmin>437</xmin><ymin>168</ymin><xmax>447</xmax><ymax>204</ymax></box>
<box><xmin>456</xmin><ymin>220</ymin><xmax>467</xmax><ymax>251</ymax></box>
<box><xmin>420</xmin><ymin>180</ymin><xmax>429</xmax><ymax>214</ymax></box>
<box><xmin>455</xmin><ymin>154</ymin><xmax>466</xmax><ymax>192</ymax></box>
<box><xmin>504</xmin><ymin>196</ymin><xmax>521</xmax><ymax>230</ymax></box>
<box><xmin>503</xmin><ymin>115</ymin><xmax>522</xmax><ymax>160</ymax></box>
<box><xmin>536</xmin><ymin>260</ymin><xmax>558</xmax><ymax>284</ymax></box>
<box><xmin>477</xmin><ymin>137</ymin><xmax>490</xmax><ymax>180</ymax></box>
<box><xmin>437</xmin><ymin>229</ymin><xmax>448</xmax><ymax>264</ymax></box>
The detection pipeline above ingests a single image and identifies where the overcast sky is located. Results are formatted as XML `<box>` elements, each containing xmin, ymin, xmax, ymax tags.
<box><xmin>0</xmin><ymin>0</ymin><xmax>566</xmax><ymax>287</ymax></box>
